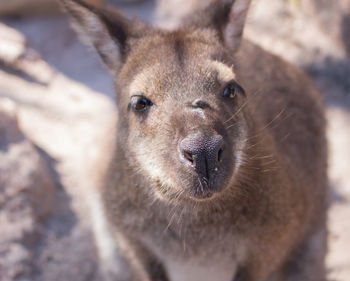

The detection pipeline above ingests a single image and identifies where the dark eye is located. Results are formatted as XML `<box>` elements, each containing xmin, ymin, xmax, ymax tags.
<box><xmin>129</xmin><ymin>95</ymin><xmax>153</xmax><ymax>112</ymax></box>
<box><xmin>222</xmin><ymin>81</ymin><xmax>245</xmax><ymax>98</ymax></box>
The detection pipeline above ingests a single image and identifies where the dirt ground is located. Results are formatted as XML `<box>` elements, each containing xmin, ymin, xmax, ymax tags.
<box><xmin>0</xmin><ymin>0</ymin><xmax>349</xmax><ymax>280</ymax></box>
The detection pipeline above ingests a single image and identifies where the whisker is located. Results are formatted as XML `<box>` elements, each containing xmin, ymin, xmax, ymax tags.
<box><xmin>224</xmin><ymin>89</ymin><xmax>261</xmax><ymax>124</ymax></box>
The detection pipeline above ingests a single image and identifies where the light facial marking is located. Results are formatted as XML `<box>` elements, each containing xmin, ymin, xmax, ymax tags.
<box><xmin>207</xmin><ymin>60</ymin><xmax>236</xmax><ymax>83</ymax></box>
<box><xmin>133</xmin><ymin>140</ymin><xmax>179</xmax><ymax>200</ymax></box>
<box><xmin>233</xmin><ymin>121</ymin><xmax>247</xmax><ymax>175</ymax></box>
<box><xmin>193</xmin><ymin>108</ymin><xmax>206</xmax><ymax>119</ymax></box>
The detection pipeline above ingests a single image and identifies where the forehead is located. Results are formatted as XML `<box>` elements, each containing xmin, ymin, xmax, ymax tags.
<box><xmin>122</xmin><ymin>30</ymin><xmax>236</xmax><ymax>98</ymax></box>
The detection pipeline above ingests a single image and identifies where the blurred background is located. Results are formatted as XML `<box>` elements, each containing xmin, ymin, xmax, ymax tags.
<box><xmin>0</xmin><ymin>0</ymin><xmax>349</xmax><ymax>280</ymax></box>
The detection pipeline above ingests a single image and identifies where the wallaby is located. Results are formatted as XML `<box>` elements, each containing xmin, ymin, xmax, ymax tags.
<box><xmin>60</xmin><ymin>0</ymin><xmax>328</xmax><ymax>280</ymax></box>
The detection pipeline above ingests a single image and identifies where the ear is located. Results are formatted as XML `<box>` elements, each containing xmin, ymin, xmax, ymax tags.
<box><xmin>188</xmin><ymin>0</ymin><xmax>251</xmax><ymax>52</ymax></box>
<box><xmin>223</xmin><ymin>0</ymin><xmax>251</xmax><ymax>52</ymax></box>
<box><xmin>60</xmin><ymin>0</ymin><xmax>146</xmax><ymax>72</ymax></box>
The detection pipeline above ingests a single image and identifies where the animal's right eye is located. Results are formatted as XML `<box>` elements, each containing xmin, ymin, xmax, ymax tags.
<box><xmin>222</xmin><ymin>81</ymin><xmax>245</xmax><ymax>99</ymax></box>
<box><xmin>129</xmin><ymin>95</ymin><xmax>153</xmax><ymax>112</ymax></box>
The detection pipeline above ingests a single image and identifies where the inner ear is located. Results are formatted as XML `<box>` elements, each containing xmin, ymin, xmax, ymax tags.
<box><xmin>224</xmin><ymin>0</ymin><xmax>252</xmax><ymax>52</ymax></box>
<box><xmin>60</xmin><ymin>0</ymin><xmax>150</xmax><ymax>71</ymax></box>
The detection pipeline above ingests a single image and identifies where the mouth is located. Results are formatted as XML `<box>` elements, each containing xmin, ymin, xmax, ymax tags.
<box><xmin>195</xmin><ymin>176</ymin><xmax>215</xmax><ymax>194</ymax></box>
<box><xmin>150</xmin><ymin>140</ymin><xmax>235</xmax><ymax>202</ymax></box>
<box><xmin>153</xmin><ymin>174</ymin><xmax>222</xmax><ymax>203</ymax></box>
<box><xmin>153</xmin><ymin>159</ymin><xmax>232</xmax><ymax>203</ymax></box>
<box><xmin>189</xmin><ymin>189</ymin><xmax>214</xmax><ymax>200</ymax></box>
<box><xmin>182</xmin><ymin>174</ymin><xmax>227</xmax><ymax>201</ymax></box>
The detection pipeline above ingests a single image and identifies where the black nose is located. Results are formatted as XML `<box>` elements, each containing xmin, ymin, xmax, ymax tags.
<box><xmin>179</xmin><ymin>133</ymin><xmax>224</xmax><ymax>182</ymax></box>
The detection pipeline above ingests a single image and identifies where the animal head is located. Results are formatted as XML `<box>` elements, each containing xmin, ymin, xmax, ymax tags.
<box><xmin>61</xmin><ymin>0</ymin><xmax>251</xmax><ymax>202</ymax></box>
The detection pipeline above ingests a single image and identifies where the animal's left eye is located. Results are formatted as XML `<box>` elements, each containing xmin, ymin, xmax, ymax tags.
<box><xmin>222</xmin><ymin>82</ymin><xmax>245</xmax><ymax>98</ymax></box>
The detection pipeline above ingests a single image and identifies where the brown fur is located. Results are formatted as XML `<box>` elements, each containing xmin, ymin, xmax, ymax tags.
<box><xmin>60</xmin><ymin>1</ymin><xmax>328</xmax><ymax>280</ymax></box>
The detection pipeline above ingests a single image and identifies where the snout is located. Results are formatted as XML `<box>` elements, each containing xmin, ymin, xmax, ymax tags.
<box><xmin>179</xmin><ymin>132</ymin><xmax>225</xmax><ymax>196</ymax></box>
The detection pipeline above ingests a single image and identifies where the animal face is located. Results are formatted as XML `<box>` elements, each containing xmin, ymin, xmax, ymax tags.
<box><xmin>61</xmin><ymin>0</ymin><xmax>251</xmax><ymax>202</ymax></box>
<box><xmin>117</xmin><ymin>32</ymin><xmax>248</xmax><ymax>201</ymax></box>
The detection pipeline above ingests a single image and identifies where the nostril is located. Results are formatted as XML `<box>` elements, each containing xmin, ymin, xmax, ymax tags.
<box><xmin>183</xmin><ymin>150</ymin><xmax>194</xmax><ymax>165</ymax></box>
<box><xmin>217</xmin><ymin>148</ymin><xmax>224</xmax><ymax>162</ymax></box>
<box><xmin>180</xmin><ymin>134</ymin><xmax>224</xmax><ymax>169</ymax></box>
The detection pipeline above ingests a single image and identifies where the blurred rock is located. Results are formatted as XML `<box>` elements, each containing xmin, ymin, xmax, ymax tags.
<box><xmin>0</xmin><ymin>98</ymin><xmax>55</xmax><ymax>281</ymax></box>
<box><xmin>0</xmin><ymin>20</ymin><xmax>115</xmax><ymax>280</ymax></box>
<box><xmin>303</xmin><ymin>0</ymin><xmax>350</xmax><ymax>54</ymax></box>
<box><xmin>154</xmin><ymin>0</ymin><xmax>212</xmax><ymax>29</ymax></box>
<box><xmin>0</xmin><ymin>99</ymin><xmax>23</xmax><ymax>146</ymax></box>
<box><xmin>0</xmin><ymin>23</ymin><xmax>26</xmax><ymax>65</ymax></box>
<box><xmin>109</xmin><ymin>0</ymin><xmax>148</xmax><ymax>4</ymax></box>
<box><xmin>0</xmin><ymin>0</ymin><xmax>105</xmax><ymax>16</ymax></box>
<box><xmin>0</xmin><ymin>23</ymin><xmax>56</xmax><ymax>85</ymax></box>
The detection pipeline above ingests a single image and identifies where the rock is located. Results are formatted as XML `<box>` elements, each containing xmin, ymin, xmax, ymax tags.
<box><xmin>0</xmin><ymin>99</ymin><xmax>23</xmax><ymax>146</ymax></box>
<box><xmin>109</xmin><ymin>0</ymin><xmax>148</xmax><ymax>4</ymax></box>
<box><xmin>0</xmin><ymin>243</ymin><xmax>33</xmax><ymax>281</ymax></box>
<box><xmin>0</xmin><ymin>0</ymin><xmax>105</xmax><ymax>16</ymax></box>
<box><xmin>0</xmin><ymin>20</ymin><xmax>115</xmax><ymax>280</ymax></box>
<box><xmin>0</xmin><ymin>98</ymin><xmax>55</xmax><ymax>281</ymax></box>
<box><xmin>154</xmin><ymin>0</ymin><xmax>212</xmax><ymax>28</ymax></box>
<box><xmin>0</xmin><ymin>98</ymin><xmax>55</xmax><ymax>222</ymax></box>
<box><xmin>0</xmin><ymin>24</ymin><xmax>26</xmax><ymax>65</ymax></box>
<box><xmin>0</xmin><ymin>23</ymin><xmax>56</xmax><ymax>85</ymax></box>
<box><xmin>302</xmin><ymin>0</ymin><xmax>350</xmax><ymax>54</ymax></box>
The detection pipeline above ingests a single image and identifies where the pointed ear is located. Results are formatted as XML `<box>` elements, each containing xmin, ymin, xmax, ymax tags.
<box><xmin>223</xmin><ymin>0</ymin><xmax>251</xmax><ymax>52</ymax></box>
<box><xmin>60</xmin><ymin>0</ymin><xmax>146</xmax><ymax>72</ymax></box>
<box><xmin>188</xmin><ymin>0</ymin><xmax>251</xmax><ymax>52</ymax></box>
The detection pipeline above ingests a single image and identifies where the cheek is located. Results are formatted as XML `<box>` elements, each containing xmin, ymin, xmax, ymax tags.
<box><xmin>213</xmin><ymin>103</ymin><xmax>248</xmax><ymax>173</ymax></box>
<box><xmin>220</xmin><ymin>112</ymin><xmax>247</xmax><ymax>179</ymax></box>
<box><xmin>131</xmin><ymin>131</ymin><xmax>177</xmax><ymax>189</ymax></box>
<box><xmin>232</xmin><ymin>120</ymin><xmax>248</xmax><ymax>173</ymax></box>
